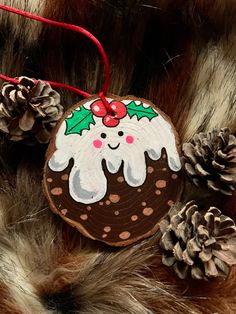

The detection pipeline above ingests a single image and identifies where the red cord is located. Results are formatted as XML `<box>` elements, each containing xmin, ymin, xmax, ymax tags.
<box><xmin>0</xmin><ymin>74</ymin><xmax>91</xmax><ymax>98</ymax></box>
<box><xmin>0</xmin><ymin>4</ymin><xmax>112</xmax><ymax>113</ymax></box>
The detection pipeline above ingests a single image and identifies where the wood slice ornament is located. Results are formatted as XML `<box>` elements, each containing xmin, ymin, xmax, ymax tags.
<box><xmin>43</xmin><ymin>95</ymin><xmax>183</xmax><ymax>246</ymax></box>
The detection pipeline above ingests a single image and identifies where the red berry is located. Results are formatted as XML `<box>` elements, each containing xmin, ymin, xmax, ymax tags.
<box><xmin>110</xmin><ymin>101</ymin><xmax>127</xmax><ymax>119</ymax></box>
<box><xmin>103</xmin><ymin>115</ymin><xmax>119</xmax><ymax>127</ymax></box>
<box><xmin>91</xmin><ymin>100</ymin><xmax>107</xmax><ymax>117</ymax></box>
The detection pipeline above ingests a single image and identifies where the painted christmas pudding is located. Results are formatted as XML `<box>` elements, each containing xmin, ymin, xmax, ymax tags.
<box><xmin>43</xmin><ymin>95</ymin><xmax>183</xmax><ymax>246</ymax></box>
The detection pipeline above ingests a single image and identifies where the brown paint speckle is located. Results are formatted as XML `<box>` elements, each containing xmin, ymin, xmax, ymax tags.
<box><xmin>117</xmin><ymin>176</ymin><xmax>124</xmax><ymax>183</ymax></box>
<box><xmin>156</xmin><ymin>180</ymin><xmax>166</xmax><ymax>188</ymax></box>
<box><xmin>104</xmin><ymin>226</ymin><xmax>111</xmax><ymax>233</ymax></box>
<box><xmin>155</xmin><ymin>190</ymin><xmax>161</xmax><ymax>195</ymax></box>
<box><xmin>137</xmin><ymin>188</ymin><xmax>141</xmax><ymax>192</ymax></box>
<box><xmin>102</xmin><ymin>234</ymin><xmax>107</xmax><ymax>238</ymax></box>
<box><xmin>148</xmin><ymin>166</ymin><xmax>154</xmax><ymax>173</ymax></box>
<box><xmin>51</xmin><ymin>187</ymin><xmax>63</xmax><ymax>195</ymax></box>
<box><xmin>172</xmin><ymin>174</ymin><xmax>178</xmax><ymax>180</ymax></box>
<box><xmin>162</xmin><ymin>168</ymin><xmax>167</xmax><ymax>171</ymax></box>
<box><xmin>105</xmin><ymin>200</ymin><xmax>111</xmax><ymax>205</ymax></box>
<box><xmin>80</xmin><ymin>214</ymin><xmax>88</xmax><ymax>221</ymax></box>
<box><xmin>143</xmin><ymin>207</ymin><xmax>154</xmax><ymax>216</ymax></box>
<box><xmin>168</xmin><ymin>200</ymin><xmax>174</xmax><ymax>207</ymax></box>
<box><xmin>87</xmin><ymin>206</ymin><xmax>92</xmax><ymax>211</ymax></box>
<box><xmin>47</xmin><ymin>177</ymin><xmax>53</xmax><ymax>183</ymax></box>
<box><xmin>142</xmin><ymin>202</ymin><xmax>147</xmax><ymax>206</ymax></box>
<box><xmin>109</xmin><ymin>194</ymin><xmax>120</xmax><ymax>203</ymax></box>
<box><xmin>99</xmin><ymin>202</ymin><xmax>104</xmax><ymax>206</ymax></box>
<box><xmin>119</xmin><ymin>231</ymin><xmax>131</xmax><ymax>240</ymax></box>
<box><xmin>131</xmin><ymin>215</ymin><xmax>138</xmax><ymax>221</ymax></box>
<box><xmin>61</xmin><ymin>174</ymin><xmax>69</xmax><ymax>181</ymax></box>
<box><xmin>114</xmin><ymin>211</ymin><xmax>119</xmax><ymax>216</ymax></box>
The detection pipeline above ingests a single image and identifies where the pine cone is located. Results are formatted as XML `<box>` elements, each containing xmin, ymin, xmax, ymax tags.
<box><xmin>0</xmin><ymin>76</ymin><xmax>63</xmax><ymax>144</ymax></box>
<box><xmin>160</xmin><ymin>201</ymin><xmax>236</xmax><ymax>280</ymax></box>
<box><xmin>182</xmin><ymin>128</ymin><xmax>236</xmax><ymax>195</ymax></box>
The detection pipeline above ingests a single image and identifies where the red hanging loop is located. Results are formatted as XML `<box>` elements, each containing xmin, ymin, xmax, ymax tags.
<box><xmin>0</xmin><ymin>74</ymin><xmax>91</xmax><ymax>98</ymax></box>
<box><xmin>0</xmin><ymin>4</ymin><xmax>112</xmax><ymax>113</ymax></box>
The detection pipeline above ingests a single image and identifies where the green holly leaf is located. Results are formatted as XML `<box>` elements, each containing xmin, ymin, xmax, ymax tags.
<box><xmin>65</xmin><ymin>106</ymin><xmax>95</xmax><ymax>135</ymax></box>
<box><xmin>126</xmin><ymin>101</ymin><xmax>158</xmax><ymax>121</ymax></box>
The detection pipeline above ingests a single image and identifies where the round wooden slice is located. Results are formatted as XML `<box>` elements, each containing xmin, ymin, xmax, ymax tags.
<box><xmin>43</xmin><ymin>95</ymin><xmax>183</xmax><ymax>246</ymax></box>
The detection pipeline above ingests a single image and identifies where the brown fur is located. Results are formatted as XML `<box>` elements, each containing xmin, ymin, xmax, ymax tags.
<box><xmin>0</xmin><ymin>0</ymin><xmax>235</xmax><ymax>313</ymax></box>
<box><xmin>0</xmin><ymin>283</ymin><xmax>24</xmax><ymax>314</ymax></box>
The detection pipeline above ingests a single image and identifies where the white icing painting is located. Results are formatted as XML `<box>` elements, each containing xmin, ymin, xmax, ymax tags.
<box><xmin>48</xmin><ymin>97</ymin><xmax>181</xmax><ymax>204</ymax></box>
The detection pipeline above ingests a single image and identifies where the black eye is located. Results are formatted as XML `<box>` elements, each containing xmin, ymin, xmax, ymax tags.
<box><xmin>101</xmin><ymin>133</ymin><xmax>106</xmax><ymax>139</ymax></box>
<box><xmin>118</xmin><ymin>131</ymin><xmax>124</xmax><ymax>136</ymax></box>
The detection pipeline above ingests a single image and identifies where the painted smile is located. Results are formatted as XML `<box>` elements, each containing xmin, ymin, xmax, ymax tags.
<box><xmin>108</xmin><ymin>143</ymin><xmax>120</xmax><ymax>150</ymax></box>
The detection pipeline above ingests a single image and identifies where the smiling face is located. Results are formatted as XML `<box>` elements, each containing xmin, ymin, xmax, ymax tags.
<box><xmin>93</xmin><ymin>130</ymin><xmax>134</xmax><ymax>150</ymax></box>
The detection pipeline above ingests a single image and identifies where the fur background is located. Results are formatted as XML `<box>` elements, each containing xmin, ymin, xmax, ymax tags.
<box><xmin>0</xmin><ymin>0</ymin><xmax>235</xmax><ymax>313</ymax></box>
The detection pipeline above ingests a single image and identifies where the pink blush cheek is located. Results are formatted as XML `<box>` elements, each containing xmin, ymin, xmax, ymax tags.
<box><xmin>126</xmin><ymin>135</ymin><xmax>134</xmax><ymax>144</ymax></box>
<box><xmin>93</xmin><ymin>139</ymin><xmax>103</xmax><ymax>149</ymax></box>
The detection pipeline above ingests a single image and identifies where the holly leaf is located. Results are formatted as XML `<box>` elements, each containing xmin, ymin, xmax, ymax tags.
<box><xmin>65</xmin><ymin>106</ymin><xmax>95</xmax><ymax>135</ymax></box>
<box><xmin>126</xmin><ymin>101</ymin><xmax>158</xmax><ymax>121</ymax></box>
